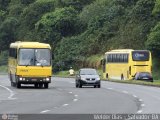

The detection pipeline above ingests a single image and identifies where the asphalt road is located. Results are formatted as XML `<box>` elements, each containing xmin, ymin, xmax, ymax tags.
<box><xmin>0</xmin><ymin>75</ymin><xmax>160</xmax><ymax>116</ymax></box>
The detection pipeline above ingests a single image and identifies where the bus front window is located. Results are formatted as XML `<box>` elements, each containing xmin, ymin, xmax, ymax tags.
<box><xmin>19</xmin><ymin>49</ymin><xmax>35</xmax><ymax>66</ymax></box>
<box><xmin>132</xmin><ymin>51</ymin><xmax>149</xmax><ymax>61</ymax></box>
<box><xmin>35</xmin><ymin>49</ymin><xmax>51</xmax><ymax>66</ymax></box>
<box><xmin>19</xmin><ymin>49</ymin><xmax>51</xmax><ymax>66</ymax></box>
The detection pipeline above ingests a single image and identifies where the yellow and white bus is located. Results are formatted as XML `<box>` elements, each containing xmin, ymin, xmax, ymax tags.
<box><xmin>8</xmin><ymin>41</ymin><xmax>52</xmax><ymax>88</ymax></box>
<box><xmin>101</xmin><ymin>49</ymin><xmax>152</xmax><ymax>80</ymax></box>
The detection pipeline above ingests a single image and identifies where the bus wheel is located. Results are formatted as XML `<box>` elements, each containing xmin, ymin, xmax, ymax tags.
<box><xmin>44</xmin><ymin>83</ymin><xmax>48</xmax><ymax>89</ymax></box>
<box><xmin>106</xmin><ymin>73</ymin><xmax>109</xmax><ymax>80</ymax></box>
<box><xmin>17</xmin><ymin>82</ymin><xmax>21</xmax><ymax>88</ymax></box>
<box><xmin>121</xmin><ymin>74</ymin><xmax>124</xmax><ymax>80</ymax></box>
<box><xmin>39</xmin><ymin>83</ymin><xmax>43</xmax><ymax>88</ymax></box>
<box><xmin>9</xmin><ymin>73</ymin><xmax>12</xmax><ymax>81</ymax></box>
<box><xmin>35</xmin><ymin>83</ymin><xmax>38</xmax><ymax>88</ymax></box>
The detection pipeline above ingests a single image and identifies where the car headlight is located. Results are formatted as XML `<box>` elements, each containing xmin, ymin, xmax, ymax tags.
<box><xmin>96</xmin><ymin>78</ymin><xmax>100</xmax><ymax>80</ymax></box>
<box><xmin>81</xmin><ymin>78</ymin><xmax>86</xmax><ymax>80</ymax></box>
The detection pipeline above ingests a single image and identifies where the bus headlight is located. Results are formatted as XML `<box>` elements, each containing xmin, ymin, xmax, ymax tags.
<box><xmin>46</xmin><ymin>78</ymin><xmax>50</xmax><ymax>81</ymax></box>
<box><xmin>23</xmin><ymin>78</ymin><xmax>25</xmax><ymax>81</ymax></box>
<box><xmin>19</xmin><ymin>78</ymin><xmax>22</xmax><ymax>81</ymax></box>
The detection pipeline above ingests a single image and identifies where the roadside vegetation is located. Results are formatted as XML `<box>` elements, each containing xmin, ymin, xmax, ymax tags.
<box><xmin>0</xmin><ymin>0</ymin><xmax>160</xmax><ymax>81</ymax></box>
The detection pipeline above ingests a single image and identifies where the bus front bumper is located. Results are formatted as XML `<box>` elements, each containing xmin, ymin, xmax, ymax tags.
<box><xmin>17</xmin><ymin>76</ymin><xmax>51</xmax><ymax>84</ymax></box>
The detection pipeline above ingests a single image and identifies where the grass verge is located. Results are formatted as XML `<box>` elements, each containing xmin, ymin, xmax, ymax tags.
<box><xmin>104</xmin><ymin>79</ymin><xmax>160</xmax><ymax>87</ymax></box>
<box><xmin>0</xmin><ymin>65</ymin><xmax>7</xmax><ymax>74</ymax></box>
<box><xmin>54</xmin><ymin>70</ymin><xmax>75</xmax><ymax>78</ymax></box>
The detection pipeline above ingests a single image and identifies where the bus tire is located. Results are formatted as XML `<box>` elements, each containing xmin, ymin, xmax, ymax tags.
<box><xmin>35</xmin><ymin>83</ymin><xmax>38</xmax><ymax>88</ymax></box>
<box><xmin>121</xmin><ymin>74</ymin><xmax>124</xmax><ymax>80</ymax></box>
<box><xmin>39</xmin><ymin>83</ymin><xmax>43</xmax><ymax>88</ymax></box>
<box><xmin>9</xmin><ymin>73</ymin><xmax>12</xmax><ymax>82</ymax></box>
<box><xmin>44</xmin><ymin>83</ymin><xmax>48</xmax><ymax>89</ymax></box>
<box><xmin>106</xmin><ymin>73</ymin><xmax>109</xmax><ymax>80</ymax></box>
<box><xmin>17</xmin><ymin>82</ymin><xmax>21</xmax><ymax>88</ymax></box>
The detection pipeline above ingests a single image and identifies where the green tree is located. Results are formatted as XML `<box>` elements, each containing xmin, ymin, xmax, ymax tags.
<box><xmin>0</xmin><ymin>17</ymin><xmax>18</xmax><ymax>51</ymax></box>
<box><xmin>36</xmin><ymin>7</ymin><xmax>79</xmax><ymax>44</ymax></box>
<box><xmin>146</xmin><ymin>22</ymin><xmax>160</xmax><ymax>55</ymax></box>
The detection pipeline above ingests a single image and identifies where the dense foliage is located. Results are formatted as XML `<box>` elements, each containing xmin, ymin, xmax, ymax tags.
<box><xmin>0</xmin><ymin>0</ymin><xmax>160</xmax><ymax>71</ymax></box>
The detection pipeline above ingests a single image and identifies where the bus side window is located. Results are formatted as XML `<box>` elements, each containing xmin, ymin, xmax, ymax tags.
<box><xmin>9</xmin><ymin>48</ymin><xmax>17</xmax><ymax>58</ymax></box>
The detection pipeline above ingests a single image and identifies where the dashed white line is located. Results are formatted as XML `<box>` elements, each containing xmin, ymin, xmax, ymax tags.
<box><xmin>63</xmin><ymin>104</ymin><xmax>69</xmax><ymax>107</ymax></box>
<box><xmin>137</xmin><ymin>110</ymin><xmax>143</xmax><ymax>113</ymax></box>
<box><xmin>69</xmin><ymin>92</ymin><xmax>73</xmax><ymax>94</ymax></box>
<box><xmin>0</xmin><ymin>85</ymin><xmax>16</xmax><ymax>100</ymax></box>
<box><xmin>74</xmin><ymin>95</ymin><xmax>78</xmax><ymax>97</ymax></box>
<box><xmin>40</xmin><ymin>110</ymin><xmax>50</xmax><ymax>113</ymax></box>
<box><xmin>122</xmin><ymin>91</ymin><xmax>128</xmax><ymax>94</ymax></box>
<box><xmin>73</xmin><ymin>99</ymin><xmax>78</xmax><ymax>102</ymax></box>
<box><xmin>58</xmin><ymin>88</ymin><xmax>63</xmax><ymax>91</ymax></box>
<box><xmin>107</xmin><ymin>88</ymin><xmax>113</xmax><ymax>90</ymax></box>
<box><xmin>133</xmin><ymin>95</ymin><xmax>137</xmax><ymax>98</ymax></box>
<box><xmin>139</xmin><ymin>99</ymin><xmax>143</xmax><ymax>102</ymax></box>
<box><xmin>70</xmin><ymin>82</ymin><xmax>75</xmax><ymax>84</ymax></box>
<box><xmin>141</xmin><ymin>104</ymin><xmax>145</xmax><ymax>107</ymax></box>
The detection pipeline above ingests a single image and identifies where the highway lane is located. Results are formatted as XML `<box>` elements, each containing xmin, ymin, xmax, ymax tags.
<box><xmin>0</xmin><ymin>75</ymin><xmax>160</xmax><ymax>114</ymax></box>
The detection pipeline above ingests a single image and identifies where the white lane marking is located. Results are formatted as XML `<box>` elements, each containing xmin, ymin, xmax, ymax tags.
<box><xmin>69</xmin><ymin>92</ymin><xmax>73</xmax><ymax>94</ymax></box>
<box><xmin>58</xmin><ymin>88</ymin><xmax>63</xmax><ymax>91</ymax></box>
<box><xmin>133</xmin><ymin>95</ymin><xmax>137</xmax><ymax>98</ymax></box>
<box><xmin>122</xmin><ymin>91</ymin><xmax>128</xmax><ymax>94</ymax></box>
<box><xmin>40</xmin><ymin>110</ymin><xmax>50</xmax><ymax>113</ymax></box>
<box><xmin>74</xmin><ymin>95</ymin><xmax>78</xmax><ymax>97</ymax></box>
<box><xmin>73</xmin><ymin>99</ymin><xmax>78</xmax><ymax>102</ymax></box>
<box><xmin>63</xmin><ymin>104</ymin><xmax>69</xmax><ymax>107</ymax></box>
<box><xmin>70</xmin><ymin>82</ymin><xmax>75</xmax><ymax>84</ymax></box>
<box><xmin>141</xmin><ymin>104</ymin><xmax>145</xmax><ymax>107</ymax></box>
<box><xmin>137</xmin><ymin>110</ymin><xmax>143</xmax><ymax>113</ymax></box>
<box><xmin>139</xmin><ymin>99</ymin><xmax>143</xmax><ymax>102</ymax></box>
<box><xmin>0</xmin><ymin>85</ymin><xmax>16</xmax><ymax>100</ymax></box>
<box><xmin>107</xmin><ymin>88</ymin><xmax>113</xmax><ymax>90</ymax></box>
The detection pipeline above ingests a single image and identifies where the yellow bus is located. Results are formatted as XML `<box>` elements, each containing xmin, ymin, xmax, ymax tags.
<box><xmin>101</xmin><ymin>49</ymin><xmax>152</xmax><ymax>80</ymax></box>
<box><xmin>8</xmin><ymin>41</ymin><xmax>52</xmax><ymax>88</ymax></box>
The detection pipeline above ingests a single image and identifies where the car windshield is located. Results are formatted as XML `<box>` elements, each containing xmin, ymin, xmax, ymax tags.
<box><xmin>18</xmin><ymin>48</ymin><xmax>51</xmax><ymax>66</ymax></box>
<box><xmin>80</xmin><ymin>69</ymin><xmax>97</xmax><ymax>75</ymax></box>
<box><xmin>139</xmin><ymin>72</ymin><xmax>151</xmax><ymax>77</ymax></box>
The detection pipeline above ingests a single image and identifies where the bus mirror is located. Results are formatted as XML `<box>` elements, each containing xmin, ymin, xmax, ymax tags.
<box><xmin>100</xmin><ymin>59</ymin><xmax>106</xmax><ymax>65</ymax></box>
<box><xmin>100</xmin><ymin>59</ymin><xmax>103</xmax><ymax>65</ymax></box>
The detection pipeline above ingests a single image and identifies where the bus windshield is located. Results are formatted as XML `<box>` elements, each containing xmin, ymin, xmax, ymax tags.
<box><xmin>132</xmin><ymin>51</ymin><xmax>149</xmax><ymax>61</ymax></box>
<box><xmin>18</xmin><ymin>49</ymin><xmax>51</xmax><ymax>66</ymax></box>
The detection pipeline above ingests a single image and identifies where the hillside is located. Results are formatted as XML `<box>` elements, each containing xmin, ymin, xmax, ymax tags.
<box><xmin>0</xmin><ymin>0</ymin><xmax>160</xmax><ymax>73</ymax></box>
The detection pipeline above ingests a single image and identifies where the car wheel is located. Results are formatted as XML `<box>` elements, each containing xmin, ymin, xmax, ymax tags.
<box><xmin>79</xmin><ymin>82</ymin><xmax>82</xmax><ymax>88</ymax></box>
<box><xmin>76</xmin><ymin>83</ymin><xmax>78</xmax><ymax>88</ymax></box>
<box><xmin>94</xmin><ymin>85</ymin><xmax>97</xmax><ymax>88</ymax></box>
<box><xmin>98</xmin><ymin>84</ymin><xmax>101</xmax><ymax>88</ymax></box>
